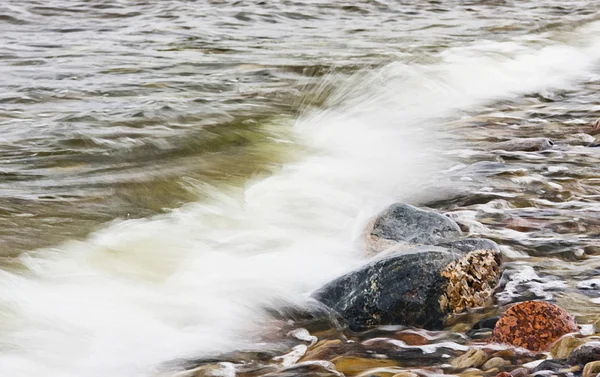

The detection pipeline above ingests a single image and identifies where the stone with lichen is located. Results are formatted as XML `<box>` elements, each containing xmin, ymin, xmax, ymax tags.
<box><xmin>313</xmin><ymin>247</ymin><xmax>501</xmax><ymax>331</ymax></box>
<box><xmin>492</xmin><ymin>301</ymin><xmax>578</xmax><ymax>352</ymax></box>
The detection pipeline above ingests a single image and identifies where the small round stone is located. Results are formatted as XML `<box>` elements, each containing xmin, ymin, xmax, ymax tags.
<box><xmin>492</xmin><ymin>301</ymin><xmax>578</xmax><ymax>351</ymax></box>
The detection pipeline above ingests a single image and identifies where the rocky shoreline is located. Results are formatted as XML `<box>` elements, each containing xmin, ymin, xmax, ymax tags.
<box><xmin>161</xmin><ymin>119</ymin><xmax>600</xmax><ymax>377</ymax></box>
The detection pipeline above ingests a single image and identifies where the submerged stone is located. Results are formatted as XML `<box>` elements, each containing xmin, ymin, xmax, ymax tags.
<box><xmin>366</xmin><ymin>203</ymin><xmax>461</xmax><ymax>253</ymax></box>
<box><xmin>331</xmin><ymin>356</ymin><xmax>397</xmax><ymax>376</ymax></box>
<box><xmin>492</xmin><ymin>301</ymin><xmax>578</xmax><ymax>352</ymax></box>
<box><xmin>493</xmin><ymin>138</ymin><xmax>554</xmax><ymax>152</ymax></box>
<box><xmin>313</xmin><ymin>248</ymin><xmax>501</xmax><ymax>331</ymax></box>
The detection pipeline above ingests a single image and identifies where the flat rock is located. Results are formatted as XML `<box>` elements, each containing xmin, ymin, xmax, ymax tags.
<box><xmin>314</xmin><ymin>248</ymin><xmax>501</xmax><ymax>331</ymax></box>
<box><xmin>366</xmin><ymin>203</ymin><xmax>461</xmax><ymax>253</ymax></box>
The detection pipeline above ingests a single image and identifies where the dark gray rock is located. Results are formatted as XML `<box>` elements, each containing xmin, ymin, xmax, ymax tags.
<box><xmin>567</xmin><ymin>342</ymin><xmax>600</xmax><ymax>365</ymax></box>
<box><xmin>370</xmin><ymin>203</ymin><xmax>461</xmax><ymax>246</ymax></box>
<box><xmin>493</xmin><ymin>138</ymin><xmax>554</xmax><ymax>152</ymax></box>
<box><xmin>313</xmin><ymin>248</ymin><xmax>501</xmax><ymax>331</ymax></box>
<box><xmin>437</xmin><ymin>238</ymin><xmax>500</xmax><ymax>254</ymax></box>
<box><xmin>532</xmin><ymin>359</ymin><xmax>570</xmax><ymax>373</ymax></box>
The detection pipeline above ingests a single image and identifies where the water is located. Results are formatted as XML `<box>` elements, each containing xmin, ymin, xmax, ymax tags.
<box><xmin>0</xmin><ymin>1</ymin><xmax>599</xmax><ymax>376</ymax></box>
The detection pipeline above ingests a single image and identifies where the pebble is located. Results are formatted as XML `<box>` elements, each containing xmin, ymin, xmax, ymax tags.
<box><xmin>301</xmin><ymin>339</ymin><xmax>345</xmax><ymax>361</ymax></box>
<box><xmin>593</xmin><ymin>318</ymin><xmax>600</xmax><ymax>334</ymax></box>
<box><xmin>567</xmin><ymin>342</ymin><xmax>600</xmax><ymax>365</ymax></box>
<box><xmin>451</xmin><ymin>349</ymin><xmax>489</xmax><ymax>369</ymax></box>
<box><xmin>458</xmin><ymin>368</ymin><xmax>484</xmax><ymax>377</ymax></box>
<box><xmin>483</xmin><ymin>357</ymin><xmax>510</xmax><ymax>371</ymax></box>
<box><xmin>331</xmin><ymin>356</ymin><xmax>397</xmax><ymax>376</ymax></box>
<box><xmin>496</xmin><ymin>373</ymin><xmax>511</xmax><ymax>377</ymax></box>
<box><xmin>510</xmin><ymin>367</ymin><xmax>529</xmax><ymax>377</ymax></box>
<box><xmin>391</xmin><ymin>373</ymin><xmax>419</xmax><ymax>377</ymax></box>
<box><xmin>583</xmin><ymin>361</ymin><xmax>600</xmax><ymax>377</ymax></box>
<box><xmin>549</xmin><ymin>335</ymin><xmax>586</xmax><ymax>359</ymax></box>
<box><xmin>532</xmin><ymin>360</ymin><xmax>570</xmax><ymax>373</ymax></box>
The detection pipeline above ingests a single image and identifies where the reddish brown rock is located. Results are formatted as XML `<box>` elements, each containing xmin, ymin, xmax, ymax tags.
<box><xmin>496</xmin><ymin>372</ymin><xmax>511</xmax><ymax>377</ymax></box>
<box><xmin>492</xmin><ymin>301</ymin><xmax>578</xmax><ymax>352</ymax></box>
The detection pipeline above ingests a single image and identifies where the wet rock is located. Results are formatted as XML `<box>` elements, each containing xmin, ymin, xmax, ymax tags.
<box><xmin>549</xmin><ymin>335</ymin><xmax>586</xmax><ymax>359</ymax></box>
<box><xmin>493</xmin><ymin>138</ymin><xmax>554</xmax><ymax>152</ymax></box>
<box><xmin>314</xmin><ymin>248</ymin><xmax>501</xmax><ymax>331</ymax></box>
<box><xmin>531</xmin><ymin>360</ymin><xmax>570</xmax><ymax>373</ymax></box>
<box><xmin>567</xmin><ymin>342</ymin><xmax>600</xmax><ymax>366</ymax></box>
<box><xmin>300</xmin><ymin>339</ymin><xmax>364</xmax><ymax>361</ymax></box>
<box><xmin>330</xmin><ymin>356</ymin><xmax>397</xmax><ymax>376</ymax></box>
<box><xmin>366</xmin><ymin>203</ymin><xmax>461</xmax><ymax>253</ymax></box>
<box><xmin>301</xmin><ymin>340</ymin><xmax>346</xmax><ymax>362</ymax></box>
<box><xmin>483</xmin><ymin>357</ymin><xmax>510</xmax><ymax>371</ymax></box>
<box><xmin>583</xmin><ymin>361</ymin><xmax>600</xmax><ymax>377</ymax></box>
<box><xmin>391</xmin><ymin>373</ymin><xmax>419</xmax><ymax>377</ymax></box>
<box><xmin>492</xmin><ymin>301</ymin><xmax>578</xmax><ymax>351</ymax></box>
<box><xmin>262</xmin><ymin>361</ymin><xmax>342</xmax><ymax>377</ymax></box>
<box><xmin>496</xmin><ymin>372</ymin><xmax>512</xmax><ymax>377</ymax></box>
<box><xmin>451</xmin><ymin>349</ymin><xmax>489</xmax><ymax>369</ymax></box>
<box><xmin>180</xmin><ymin>364</ymin><xmax>234</xmax><ymax>377</ymax></box>
<box><xmin>591</xmin><ymin>118</ymin><xmax>600</xmax><ymax>135</ymax></box>
<box><xmin>467</xmin><ymin>316</ymin><xmax>501</xmax><ymax>339</ymax></box>
<box><xmin>437</xmin><ymin>238</ymin><xmax>500</xmax><ymax>254</ymax></box>
<box><xmin>510</xmin><ymin>368</ymin><xmax>529</xmax><ymax>377</ymax></box>
<box><xmin>391</xmin><ymin>331</ymin><xmax>429</xmax><ymax>346</ymax></box>
<box><xmin>458</xmin><ymin>367</ymin><xmax>485</xmax><ymax>377</ymax></box>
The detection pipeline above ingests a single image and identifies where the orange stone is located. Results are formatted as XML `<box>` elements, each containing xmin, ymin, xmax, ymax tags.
<box><xmin>492</xmin><ymin>301</ymin><xmax>578</xmax><ymax>352</ymax></box>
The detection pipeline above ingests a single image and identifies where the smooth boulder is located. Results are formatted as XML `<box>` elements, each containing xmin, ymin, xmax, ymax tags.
<box><xmin>313</xmin><ymin>247</ymin><xmax>501</xmax><ymax>331</ymax></box>
<box><xmin>366</xmin><ymin>204</ymin><xmax>461</xmax><ymax>253</ymax></box>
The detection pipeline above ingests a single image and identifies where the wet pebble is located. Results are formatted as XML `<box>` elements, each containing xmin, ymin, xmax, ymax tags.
<box><xmin>330</xmin><ymin>356</ymin><xmax>397</xmax><ymax>376</ymax></box>
<box><xmin>531</xmin><ymin>360</ymin><xmax>570</xmax><ymax>373</ymax></box>
<box><xmin>509</xmin><ymin>367</ymin><xmax>530</xmax><ymax>377</ymax></box>
<box><xmin>567</xmin><ymin>342</ymin><xmax>600</xmax><ymax>366</ymax></box>
<box><xmin>391</xmin><ymin>373</ymin><xmax>418</xmax><ymax>377</ymax></box>
<box><xmin>492</xmin><ymin>301</ymin><xmax>578</xmax><ymax>351</ymax></box>
<box><xmin>583</xmin><ymin>361</ymin><xmax>600</xmax><ymax>377</ymax></box>
<box><xmin>483</xmin><ymin>357</ymin><xmax>510</xmax><ymax>371</ymax></box>
<box><xmin>549</xmin><ymin>335</ymin><xmax>586</xmax><ymax>359</ymax></box>
<box><xmin>301</xmin><ymin>340</ymin><xmax>347</xmax><ymax>362</ymax></box>
<box><xmin>451</xmin><ymin>349</ymin><xmax>489</xmax><ymax>369</ymax></box>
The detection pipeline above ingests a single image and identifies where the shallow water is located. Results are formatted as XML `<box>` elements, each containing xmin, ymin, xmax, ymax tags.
<box><xmin>0</xmin><ymin>1</ymin><xmax>600</xmax><ymax>376</ymax></box>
